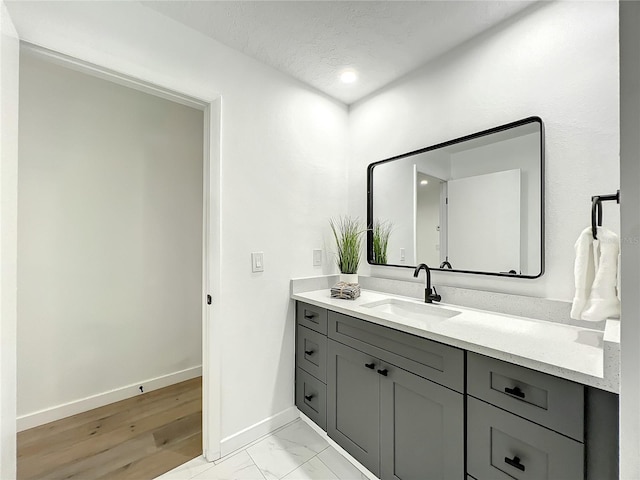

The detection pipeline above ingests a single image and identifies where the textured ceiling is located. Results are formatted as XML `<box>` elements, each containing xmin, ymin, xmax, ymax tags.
<box><xmin>143</xmin><ymin>1</ymin><xmax>537</xmax><ymax>105</ymax></box>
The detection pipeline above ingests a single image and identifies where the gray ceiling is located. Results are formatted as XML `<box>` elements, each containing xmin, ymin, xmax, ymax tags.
<box><xmin>143</xmin><ymin>1</ymin><xmax>537</xmax><ymax>105</ymax></box>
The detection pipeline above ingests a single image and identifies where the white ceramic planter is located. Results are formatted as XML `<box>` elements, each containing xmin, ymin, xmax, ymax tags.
<box><xmin>339</xmin><ymin>273</ymin><xmax>358</xmax><ymax>284</ymax></box>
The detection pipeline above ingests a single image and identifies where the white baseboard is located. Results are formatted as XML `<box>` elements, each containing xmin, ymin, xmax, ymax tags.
<box><xmin>298</xmin><ymin>412</ymin><xmax>379</xmax><ymax>480</ymax></box>
<box><xmin>17</xmin><ymin>365</ymin><xmax>202</xmax><ymax>432</ymax></box>
<box><xmin>219</xmin><ymin>406</ymin><xmax>299</xmax><ymax>458</ymax></box>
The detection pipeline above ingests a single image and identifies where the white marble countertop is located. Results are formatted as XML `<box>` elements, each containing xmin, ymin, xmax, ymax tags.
<box><xmin>292</xmin><ymin>288</ymin><xmax>620</xmax><ymax>393</ymax></box>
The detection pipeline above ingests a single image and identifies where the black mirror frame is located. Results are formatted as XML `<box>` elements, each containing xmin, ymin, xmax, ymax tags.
<box><xmin>366</xmin><ymin>116</ymin><xmax>545</xmax><ymax>279</ymax></box>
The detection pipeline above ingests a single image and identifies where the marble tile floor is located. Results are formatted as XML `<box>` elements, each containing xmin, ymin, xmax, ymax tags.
<box><xmin>156</xmin><ymin>419</ymin><xmax>370</xmax><ymax>480</ymax></box>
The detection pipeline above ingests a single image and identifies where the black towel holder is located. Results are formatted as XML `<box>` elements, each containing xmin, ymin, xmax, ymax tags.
<box><xmin>591</xmin><ymin>190</ymin><xmax>620</xmax><ymax>239</ymax></box>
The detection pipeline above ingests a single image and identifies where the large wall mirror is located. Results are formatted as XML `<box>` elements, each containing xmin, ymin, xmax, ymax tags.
<box><xmin>367</xmin><ymin>117</ymin><xmax>544</xmax><ymax>278</ymax></box>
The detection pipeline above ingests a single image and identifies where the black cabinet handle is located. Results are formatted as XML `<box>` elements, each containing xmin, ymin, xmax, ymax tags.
<box><xmin>504</xmin><ymin>455</ymin><xmax>525</xmax><ymax>471</ymax></box>
<box><xmin>304</xmin><ymin>394</ymin><xmax>314</xmax><ymax>401</ymax></box>
<box><xmin>303</xmin><ymin>312</ymin><xmax>316</xmax><ymax>320</ymax></box>
<box><xmin>377</xmin><ymin>368</ymin><xmax>388</xmax><ymax>376</ymax></box>
<box><xmin>504</xmin><ymin>386</ymin><xmax>525</xmax><ymax>398</ymax></box>
<box><xmin>365</xmin><ymin>362</ymin><xmax>375</xmax><ymax>369</ymax></box>
<box><xmin>304</xmin><ymin>350</ymin><xmax>314</xmax><ymax>356</ymax></box>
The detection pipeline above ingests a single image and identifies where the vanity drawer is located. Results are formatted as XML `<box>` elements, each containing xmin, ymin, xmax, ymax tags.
<box><xmin>295</xmin><ymin>367</ymin><xmax>326</xmax><ymax>430</ymax></box>
<box><xmin>467</xmin><ymin>397</ymin><xmax>584</xmax><ymax>480</ymax></box>
<box><xmin>296</xmin><ymin>302</ymin><xmax>328</xmax><ymax>335</ymax></box>
<box><xmin>296</xmin><ymin>325</ymin><xmax>327</xmax><ymax>382</ymax></box>
<box><xmin>328</xmin><ymin>311</ymin><xmax>464</xmax><ymax>392</ymax></box>
<box><xmin>467</xmin><ymin>352</ymin><xmax>584</xmax><ymax>441</ymax></box>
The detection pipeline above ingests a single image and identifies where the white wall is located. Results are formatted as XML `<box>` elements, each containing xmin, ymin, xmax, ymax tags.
<box><xmin>619</xmin><ymin>2</ymin><xmax>640</xmax><ymax>478</ymax></box>
<box><xmin>4</xmin><ymin>0</ymin><xmax>349</xmax><ymax>449</ymax></box>
<box><xmin>349</xmin><ymin>1</ymin><xmax>619</xmax><ymax>302</ymax></box>
<box><xmin>0</xmin><ymin>1</ymin><xmax>19</xmax><ymax>477</ymax></box>
<box><xmin>17</xmin><ymin>53</ymin><xmax>204</xmax><ymax>422</ymax></box>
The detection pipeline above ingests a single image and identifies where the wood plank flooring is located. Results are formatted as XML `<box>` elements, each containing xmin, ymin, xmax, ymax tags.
<box><xmin>18</xmin><ymin>377</ymin><xmax>202</xmax><ymax>480</ymax></box>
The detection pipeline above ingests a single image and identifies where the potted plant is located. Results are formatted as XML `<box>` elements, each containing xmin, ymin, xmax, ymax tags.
<box><xmin>329</xmin><ymin>216</ymin><xmax>365</xmax><ymax>284</ymax></box>
<box><xmin>372</xmin><ymin>219</ymin><xmax>392</xmax><ymax>265</ymax></box>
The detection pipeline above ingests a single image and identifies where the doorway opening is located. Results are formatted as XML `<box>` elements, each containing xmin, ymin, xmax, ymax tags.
<box><xmin>15</xmin><ymin>43</ymin><xmax>218</xmax><ymax>478</ymax></box>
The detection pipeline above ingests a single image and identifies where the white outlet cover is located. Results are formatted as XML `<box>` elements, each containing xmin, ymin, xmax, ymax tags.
<box><xmin>313</xmin><ymin>249</ymin><xmax>322</xmax><ymax>266</ymax></box>
<box><xmin>251</xmin><ymin>252</ymin><xmax>264</xmax><ymax>272</ymax></box>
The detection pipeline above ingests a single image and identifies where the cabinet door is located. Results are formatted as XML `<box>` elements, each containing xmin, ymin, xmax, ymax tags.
<box><xmin>380</xmin><ymin>365</ymin><xmax>464</xmax><ymax>480</ymax></box>
<box><xmin>327</xmin><ymin>339</ymin><xmax>380</xmax><ymax>477</ymax></box>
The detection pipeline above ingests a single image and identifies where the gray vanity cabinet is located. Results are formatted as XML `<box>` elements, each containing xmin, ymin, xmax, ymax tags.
<box><xmin>326</xmin><ymin>311</ymin><xmax>465</xmax><ymax>480</ymax></box>
<box><xmin>294</xmin><ymin>301</ymin><xmax>618</xmax><ymax>480</ymax></box>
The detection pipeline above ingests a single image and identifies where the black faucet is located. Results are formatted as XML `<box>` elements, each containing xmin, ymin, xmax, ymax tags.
<box><xmin>413</xmin><ymin>263</ymin><xmax>441</xmax><ymax>303</ymax></box>
<box><xmin>439</xmin><ymin>257</ymin><xmax>452</xmax><ymax>269</ymax></box>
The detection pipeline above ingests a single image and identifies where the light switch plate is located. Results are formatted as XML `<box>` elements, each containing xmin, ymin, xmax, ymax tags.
<box><xmin>251</xmin><ymin>252</ymin><xmax>264</xmax><ymax>272</ymax></box>
<box><xmin>400</xmin><ymin>248</ymin><xmax>406</xmax><ymax>261</ymax></box>
<box><xmin>313</xmin><ymin>249</ymin><xmax>322</xmax><ymax>266</ymax></box>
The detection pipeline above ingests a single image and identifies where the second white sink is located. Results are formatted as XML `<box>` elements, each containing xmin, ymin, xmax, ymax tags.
<box><xmin>361</xmin><ymin>298</ymin><xmax>461</xmax><ymax>322</ymax></box>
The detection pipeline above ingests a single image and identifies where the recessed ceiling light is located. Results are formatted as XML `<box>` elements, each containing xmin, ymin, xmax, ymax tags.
<box><xmin>340</xmin><ymin>69</ymin><xmax>358</xmax><ymax>84</ymax></box>
<box><xmin>420</xmin><ymin>179</ymin><xmax>429</xmax><ymax>185</ymax></box>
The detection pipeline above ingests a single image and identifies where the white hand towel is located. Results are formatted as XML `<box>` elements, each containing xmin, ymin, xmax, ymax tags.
<box><xmin>582</xmin><ymin>227</ymin><xmax>620</xmax><ymax>321</ymax></box>
<box><xmin>571</xmin><ymin>227</ymin><xmax>595</xmax><ymax>320</ymax></box>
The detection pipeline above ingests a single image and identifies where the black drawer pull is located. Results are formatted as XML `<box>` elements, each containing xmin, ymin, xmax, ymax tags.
<box><xmin>377</xmin><ymin>368</ymin><xmax>388</xmax><ymax>376</ymax></box>
<box><xmin>365</xmin><ymin>362</ymin><xmax>375</xmax><ymax>369</ymax></box>
<box><xmin>303</xmin><ymin>311</ymin><xmax>316</xmax><ymax>320</ymax></box>
<box><xmin>504</xmin><ymin>386</ymin><xmax>525</xmax><ymax>398</ymax></box>
<box><xmin>304</xmin><ymin>350</ymin><xmax>314</xmax><ymax>356</ymax></box>
<box><xmin>304</xmin><ymin>394</ymin><xmax>314</xmax><ymax>401</ymax></box>
<box><xmin>504</xmin><ymin>455</ymin><xmax>525</xmax><ymax>471</ymax></box>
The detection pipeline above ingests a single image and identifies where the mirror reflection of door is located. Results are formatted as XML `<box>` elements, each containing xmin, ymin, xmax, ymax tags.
<box><xmin>416</xmin><ymin>173</ymin><xmax>445</xmax><ymax>267</ymax></box>
<box><xmin>447</xmin><ymin>169</ymin><xmax>521</xmax><ymax>273</ymax></box>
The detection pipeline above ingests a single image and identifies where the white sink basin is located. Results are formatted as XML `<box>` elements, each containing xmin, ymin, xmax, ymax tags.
<box><xmin>361</xmin><ymin>298</ymin><xmax>461</xmax><ymax>322</ymax></box>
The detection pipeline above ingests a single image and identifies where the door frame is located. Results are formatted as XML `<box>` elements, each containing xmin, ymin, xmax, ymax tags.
<box><xmin>18</xmin><ymin>42</ymin><xmax>222</xmax><ymax>461</ymax></box>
